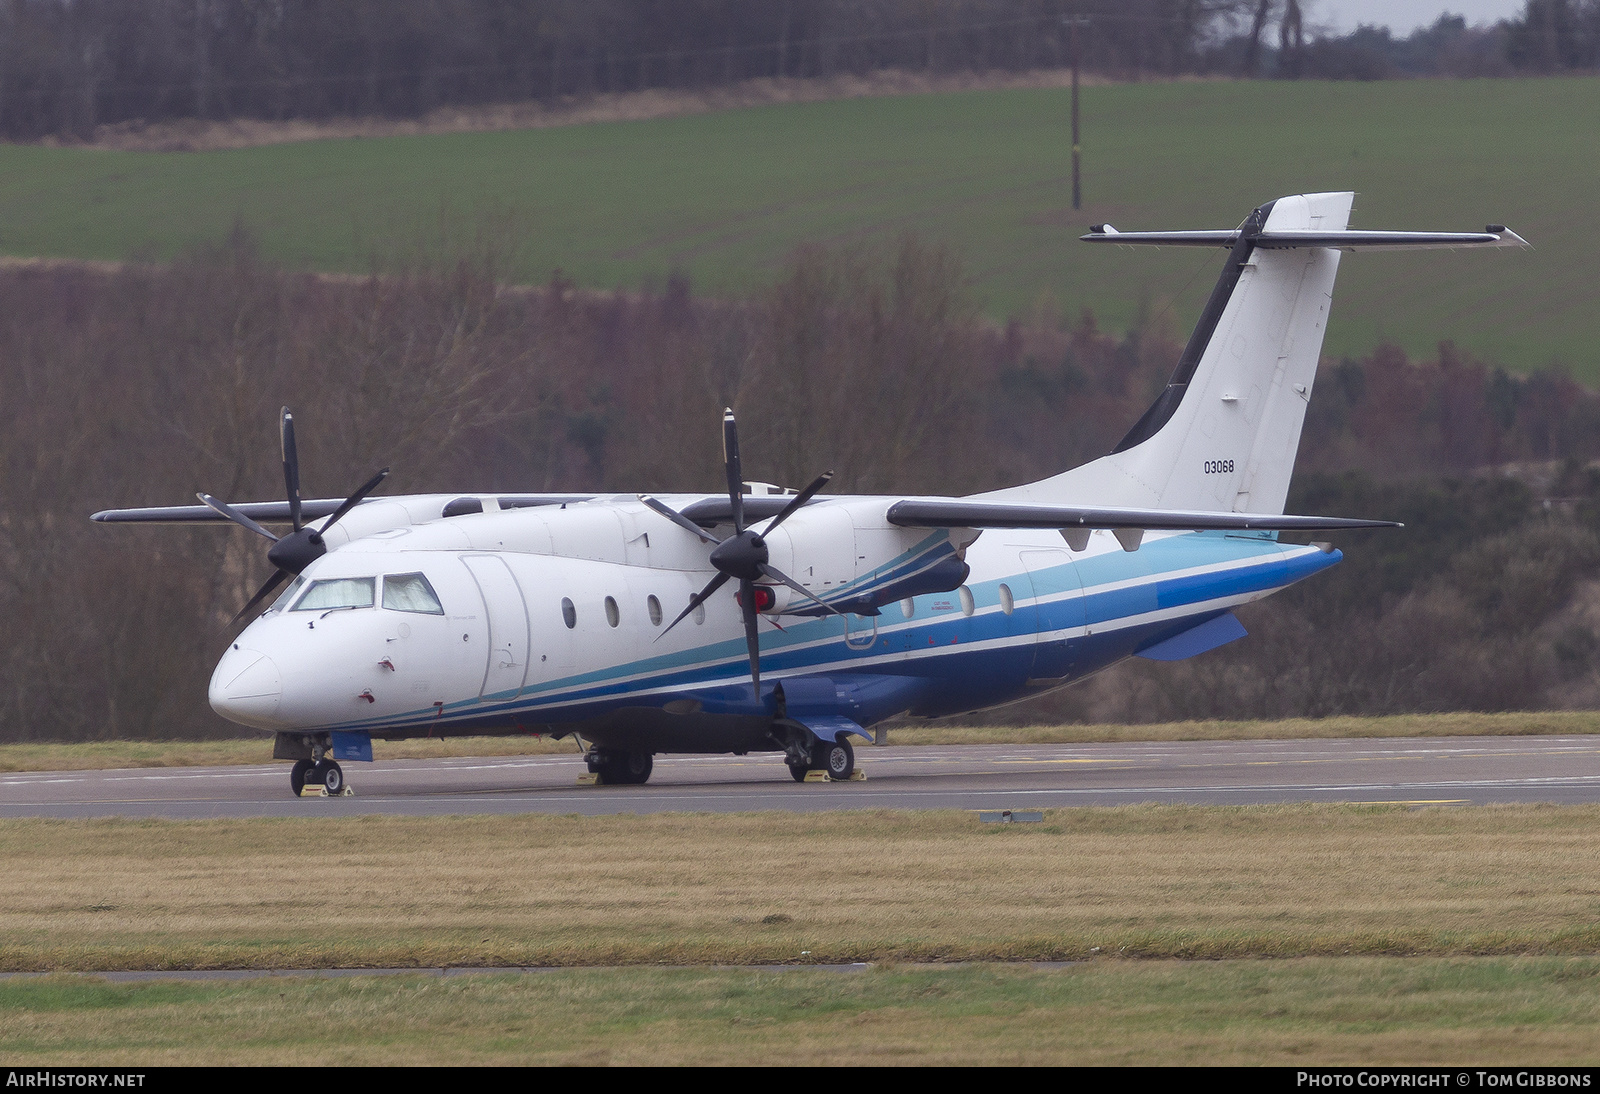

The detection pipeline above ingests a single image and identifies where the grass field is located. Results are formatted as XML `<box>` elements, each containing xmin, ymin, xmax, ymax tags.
<box><xmin>7</xmin><ymin>959</ymin><xmax>1600</xmax><ymax>1064</ymax></box>
<box><xmin>4</xmin><ymin>710</ymin><xmax>1597</xmax><ymax>772</ymax></box>
<box><xmin>5</xmin><ymin>805</ymin><xmax>1599</xmax><ymax>971</ymax></box>
<box><xmin>8</xmin><ymin>800</ymin><xmax>1600</xmax><ymax>1062</ymax></box>
<box><xmin>0</xmin><ymin>78</ymin><xmax>1592</xmax><ymax>374</ymax></box>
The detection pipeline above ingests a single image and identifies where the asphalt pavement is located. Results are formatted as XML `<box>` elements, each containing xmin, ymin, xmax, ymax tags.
<box><xmin>4</xmin><ymin>735</ymin><xmax>1599</xmax><ymax>819</ymax></box>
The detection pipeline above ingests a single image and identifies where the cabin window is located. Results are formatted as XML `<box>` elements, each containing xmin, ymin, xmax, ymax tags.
<box><xmin>694</xmin><ymin>601</ymin><xmax>706</xmax><ymax>625</ymax></box>
<box><xmin>999</xmin><ymin>583</ymin><xmax>1015</xmax><ymax>616</ymax></box>
<box><xmin>605</xmin><ymin>596</ymin><xmax>620</xmax><ymax>628</ymax></box>
<box><xmin>292</xmin><ymin>577</ymin><xmax>375</xmax><ymax>612</ymax></box>
<box><xmin>562</xmin><ymin>598</ymin><xmax>577</xmax><ymax>629</ymax></box>
<box><xmin>268</xmin><ymin>575</ymin><xmax>307</xmax><ymax>613</ymax></box>
<box><xmin>383</xmin><ymin>573</ymin><xmax>444</xmax><ymax>615</ymax></box>
<box><xmin>647</xmin><ymin>595</ymin><xmax>663</xmax><ymax>627</ymax></box>
<box><xmin>900</xmin><ymin>597</ymin><xmax>915</xmax><ymax>619</ymax></box>
<box><xmin>958</xmin><ymin>585</ymin><xmax>975</xmax><ymax>617</ymax></box>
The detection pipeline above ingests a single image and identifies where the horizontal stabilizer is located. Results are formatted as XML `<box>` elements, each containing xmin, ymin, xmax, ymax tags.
<box><xmin>885</xmin><ymin>499</ymin><xmax>1399</xmax><ymax>533</ymax></box>
<box><xmin>1082</xmin><ymin>225</ymin><xmax>1530</xmax><ymax>251</ymax></box>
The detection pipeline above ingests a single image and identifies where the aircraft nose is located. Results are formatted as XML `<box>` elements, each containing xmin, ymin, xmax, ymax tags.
<box><xmin>209</xmin><ymin>647</ymin><xmax>283</xmax><ymax>729</ymax></box>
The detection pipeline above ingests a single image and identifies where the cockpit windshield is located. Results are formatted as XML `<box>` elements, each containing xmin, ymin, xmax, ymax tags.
<box><xmin>382</xmin><ymin>573</ymin><xmax>444</xmax><ymax>615</ymax></box>
<box><xmin>267</xmin><ymin>574</ymin><xmax>306</xmax><ymax>613</ymax></box>
<box><xmin>290</xmin><ymin>577</ymin><xmax>376</xmax><ymax>612</ymax></box>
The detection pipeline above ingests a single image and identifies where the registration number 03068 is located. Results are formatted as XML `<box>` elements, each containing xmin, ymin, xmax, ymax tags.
<box><xmin>1203</xmin><ymin>459</ymin><xmax>1235</xmax><ymax>475</ymax></box>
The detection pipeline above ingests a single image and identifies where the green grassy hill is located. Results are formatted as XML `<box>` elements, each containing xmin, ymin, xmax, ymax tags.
<box><xmin>0</xmin><ymin>77</ymin><xmax>1592</xmax><ymax>376</ymax></box>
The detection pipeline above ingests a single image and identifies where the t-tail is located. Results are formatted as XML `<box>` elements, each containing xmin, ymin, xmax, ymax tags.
<box><xmin>980</xmin><ymin>192</ymin><xmax>1528</xmax><ymax>515</ymax></box>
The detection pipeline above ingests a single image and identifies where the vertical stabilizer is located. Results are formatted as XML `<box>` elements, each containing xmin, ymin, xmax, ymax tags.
<box><xmin>986</xmin><ymin>192</ymin><xmax>1353</xmax><ymax>515</ymax></box>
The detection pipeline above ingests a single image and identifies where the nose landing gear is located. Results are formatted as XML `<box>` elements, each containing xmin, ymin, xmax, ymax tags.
<box><xmin>285</xmin><ymin>742</ymin><xmax>351</xmax><ymax>797</ymax></box>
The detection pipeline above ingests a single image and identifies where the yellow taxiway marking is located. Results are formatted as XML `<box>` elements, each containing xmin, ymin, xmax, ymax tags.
<box><xmin>992</xmin><ymin>758</ymin><xmax>1130</xmax><ymax>765</ymax></box>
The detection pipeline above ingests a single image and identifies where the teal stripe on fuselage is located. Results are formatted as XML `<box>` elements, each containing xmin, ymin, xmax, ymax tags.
<box><xmin>322</xmin><ymin>533</ymin><xmax>1336</xmax><ymax>732</ymax></box>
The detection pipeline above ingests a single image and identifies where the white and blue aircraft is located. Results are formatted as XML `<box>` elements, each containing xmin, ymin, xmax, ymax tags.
<box><xmin>95</xmin><ymin>192</ymin><xmax>1527</xmax><ymax>796</ymax></box>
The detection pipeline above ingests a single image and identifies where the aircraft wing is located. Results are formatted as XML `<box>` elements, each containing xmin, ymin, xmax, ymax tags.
<box><xmin>91</xmin><ymin>493</ymin><xmax>595</xmax><ymax>525</ymax></box>
<box><xmin>885</xmin><ymin>499</ymin><xmax>1399</xmax><ymax>533</ymax></box>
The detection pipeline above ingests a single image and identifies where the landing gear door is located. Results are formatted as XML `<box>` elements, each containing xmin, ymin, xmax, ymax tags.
<box><xmin>461</xmin><ymin>555</ymin><xmax>530</xmax><ymax>699</ymax></box>
<box><xmin>1019</xmin><ymin>548</ymin><xmax>1088</xmax><ymax>684</ymax></box>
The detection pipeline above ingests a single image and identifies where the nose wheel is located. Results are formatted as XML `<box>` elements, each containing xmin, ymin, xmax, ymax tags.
<box><xmin>315</xmin><ymin>760</ymin><xmax>345</xmax><ymax>795</ymax></box>
<box><xmin>289</xmin><ymin>757</ymin><xmax>347</xmax><ymax>796</ymax></box>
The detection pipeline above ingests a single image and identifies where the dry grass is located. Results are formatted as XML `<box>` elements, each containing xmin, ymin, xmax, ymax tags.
<box><xmin>3</xmin><ymin>711</ymin><xmax>1596</xmax><ymax>773</ymax></box>
<box><xmin>53</xmin><ymin>67</ymin><xmax>1155</xmax><ymax>152</ymax></box>
<box><xmin>7</xmin><ymin>958</ymin><xmax>1600</xmax><ymax>1065</ymax></box>
<box><xmin>4</xmin><ymin>804</ymin><xmax>1600</xmax><ymax>971</ymax></box>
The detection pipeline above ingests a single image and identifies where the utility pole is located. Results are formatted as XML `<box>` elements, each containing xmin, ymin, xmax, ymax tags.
<box><xmin>1064</xmin><ymin>13</ymin><xmax>1090</xmax><ymax>210</ymax></box>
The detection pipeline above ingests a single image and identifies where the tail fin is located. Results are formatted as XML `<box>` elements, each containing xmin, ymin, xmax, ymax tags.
<box><xmin>983</xmin><ymin>192</ymin><xmax>1526</xmax><ymax>515</ymax></box>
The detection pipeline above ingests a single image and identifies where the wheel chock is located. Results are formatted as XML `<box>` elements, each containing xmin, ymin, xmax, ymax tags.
<box><xmin>803</xmin><ymin>769</ymin><xmax>829</xmax><ymax>782</ymax></box>
<box><xmin>847</xmin><ymin>769</ymin><xmax>867</xmax><ymax>781</ymax></box>
<box><xmin>577</xmin><ymin>771</ymin><xmax>601</xmax><ymax>786</ymax></box>
<box><xmin>298</xmin><ymin>785</ymin><xmax>328</xmax><ymax>798</ymax></box>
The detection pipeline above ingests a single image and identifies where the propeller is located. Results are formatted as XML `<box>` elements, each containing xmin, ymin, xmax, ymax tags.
<box><xmin>640</xmin><ymin>408</ymin><xmax>836</xmax><ymax>693</ymax></box>
<box><xmin>200</xmin><ymin>407</ymin><xmax>389</xmax><ymax>626</ymax></box>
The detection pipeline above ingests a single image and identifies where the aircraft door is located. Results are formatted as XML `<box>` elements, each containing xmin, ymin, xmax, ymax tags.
<box><xmin>461</xmin><ymin>555</ymin><xmax>531</xmax><ymax>699</ymax></box>
<box><xmin>1018</xmin><ymin>548</ymin><xmax>1088</xmax><ymax>683</ymax></box>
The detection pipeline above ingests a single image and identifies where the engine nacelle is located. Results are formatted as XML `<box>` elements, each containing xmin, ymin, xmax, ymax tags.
<box><xmin>759</xmin><ymin>499</ymin><xmax>978</xmax><ymax>616</ymax></box>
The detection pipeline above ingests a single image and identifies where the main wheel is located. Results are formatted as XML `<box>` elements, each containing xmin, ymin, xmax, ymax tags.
<box><xmin>788</xmin><ymin>761</ymin><xmax>810</xmax><ymax>783</ymax></box>
<box><xmin>613</xmin><ymin>751</ymin><xmax>653</xmax><ymax>785</ymax></box>
<box><xmin>589</xmin><ymin>749</ymin><xmax>653</xmax><ymax>785</ymax></box>
<box><xmin>811</xmin><ymin>736</ymin><xmax>854</xmax><ymax>781</ymax></box>
<box><xmin>312</xmin><ymin>759</ymin><xmax>345</xmax><ymax>795</ymax></box>
<box><xmin>290</xmin><ymin>759</ymin><xmax>313</xmax><ymax>796</ymax></box>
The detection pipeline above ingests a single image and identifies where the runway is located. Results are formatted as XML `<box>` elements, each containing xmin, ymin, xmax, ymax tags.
<box><xmin>4</xmin><ymin>735</ymin><xmax>1600</xmax><ymax>819</ymax></box>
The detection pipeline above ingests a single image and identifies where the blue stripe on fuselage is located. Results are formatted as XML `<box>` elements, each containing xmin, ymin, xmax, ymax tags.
<box><xmin>322</xmin><ymin>533</ymin><xmax>1338</xmax><ymax>732</ymax></box>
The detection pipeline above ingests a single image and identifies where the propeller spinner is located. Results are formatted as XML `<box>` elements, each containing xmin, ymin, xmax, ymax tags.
<box><xmin>199</xmin><ymin>408</ymin><xmax>389</xmax><ymax>626</ymax></box>
<box><xmin>641</xmin><ymin>408</ymin><xmax>838</xmax><ymax>693</ymax></box>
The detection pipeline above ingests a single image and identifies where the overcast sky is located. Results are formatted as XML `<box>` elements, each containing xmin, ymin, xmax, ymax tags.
<box><xmin>1309</xmin><ymin>1</ymin><xmax>1526</xmax><ymax>35</ymax></box>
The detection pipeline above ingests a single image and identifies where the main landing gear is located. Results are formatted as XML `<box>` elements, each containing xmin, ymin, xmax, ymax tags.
<box><xmin>586</xmin><ymin>748</ymin><xmax>654</xmax><ymax>785</ymax></box>
<box><xmin>787</xmin><ymin>735</ymin><xmax>854</xmax><ymax>783</ymax></box>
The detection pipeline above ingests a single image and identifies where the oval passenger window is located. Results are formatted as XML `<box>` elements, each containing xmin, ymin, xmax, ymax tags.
<box><xmin>605</xmin><ymin>596</ymin><xmax>620</xmax><ymax>628</ymax></box>
<box><xmin>647</xmin><ymin>595</ymin><xmax>663</xmax><ymax>627</ymax></box>
<box><xmin>561</xmin><ymin>598</ymin><xmax>577</xmax><ymax>629</ymax></box>
<box><xmin>999</xmin><ymin>583</ymin><xmax>1014</xmax><ymax>616</ymax></box>
<box><xmin>958</xmin><ymin>585</ymin><xmax>975</xmax><ymax>617</ymax></box>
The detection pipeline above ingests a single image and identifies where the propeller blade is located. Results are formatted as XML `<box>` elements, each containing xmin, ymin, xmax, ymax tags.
<box><xmin>319</xmin><ymin>467</ymin><xmax>390</xmax><ymax>532</ymax></box>
<box><xmin>739</xmin><ymin>578</ymin><xmax>761</xmax><ymax>693</ymax></box>
<box><xmin>657</xmin><ymin>572</ymin><xmax>729</xmax><ymax>640</ymax></box>
<box><xmin>722</xmin><ymin>408</ymin><xmax>745</xmax><ymax>534</ymax></box>
<box><xmin>763</xmin><ymin>470</ymin><xmax>833</xmax><ymax>534</ymax></box>
<box><xmin>280</xmin><ymin>407</ymin><xmax>303</xmax><ymax>533</ymax></box>
<box><xmin>639</xmin><ymin>494</ymin><xmax>720</xmax><ymax>544</ymax></box>
<box><xmin>196</xmin><ymin>493</ymin><xmax>279</xmax><ymax>543</ymax></box>
<box><xmin>231</xmin><ymin>568</ymin><xmax>292</xmax><ymax>627</ymax></box>
<box><xmin>759</xmin><ymin>563</ymin><xmax>843</xmax><ymax>618</ymax></box>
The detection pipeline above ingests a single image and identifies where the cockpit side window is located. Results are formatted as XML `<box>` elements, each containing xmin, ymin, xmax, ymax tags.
<box><xmin>383</xmin><ymin>573</ymin><xmax>445</xmax><ymax>615</ymax></box>
<box><xmin>291</xmin><ymin>577</ymin><xmax>376</xmax><ymax>612</ymax></box>
<box><xmin>268</xmin><ymin>575</ymin><xmax>307</xmax><ymax>614</ymax></box>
